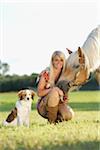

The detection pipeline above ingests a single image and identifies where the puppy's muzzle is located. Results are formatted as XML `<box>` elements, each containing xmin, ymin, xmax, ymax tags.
<box><xmin>27</xmin><ymin>97</ymin><xmax>29</xmax><ymax>100</ymax></box>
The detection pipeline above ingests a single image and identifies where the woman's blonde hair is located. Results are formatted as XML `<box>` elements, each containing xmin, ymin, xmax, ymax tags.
<box><xmin>49</xmin><ymin>51</ymin><xmax>66</xmax><ymax>86</ymax></box>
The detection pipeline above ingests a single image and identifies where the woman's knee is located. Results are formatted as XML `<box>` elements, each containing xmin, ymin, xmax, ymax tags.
<box><xmin>60</xmin><ymin>106</ymin><xmax>74</xmax><ymax>121</ymax></box>
<box><xmin>66</xmin><ymin>108</ymin><xmax>74</xmax><ymax>120</ymax></box>
<box><xmin>47</xmin><ymin>88</ymin><xmax>60</xmax><ymax>107</ymax></box>
<box><xmin>66</xmin><ymin>111</ymin><xmax>74</xmax><ymax>120</ymax></box>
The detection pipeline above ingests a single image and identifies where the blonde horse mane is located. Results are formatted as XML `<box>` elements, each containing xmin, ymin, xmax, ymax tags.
<box><xmin>82</xmin><ymin>25</ymin><xmax>100</xmax><ymax>72</ymax></box>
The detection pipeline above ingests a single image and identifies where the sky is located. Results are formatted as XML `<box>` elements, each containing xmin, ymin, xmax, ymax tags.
<box><xmin>0</xmin><ymin>0</ymin><xmax>100</xmax><ymax>75</ymax></box>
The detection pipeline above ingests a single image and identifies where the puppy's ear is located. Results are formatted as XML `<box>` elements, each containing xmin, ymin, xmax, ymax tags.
<box><xmin>18</xmin><ymin>90</ymin><xmax>24</xmax><ymax>100</ymax></box>
<box><xmin>31</xmin><ymin>90</ymin><xmax>35</xmax><ymax>100</ymax></box>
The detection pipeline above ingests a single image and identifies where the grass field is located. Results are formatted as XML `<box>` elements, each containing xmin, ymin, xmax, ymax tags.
<box><xmin>0</xmin><ymin>91</ymin><xmax>100</xmax><ymax>150</ymax></box>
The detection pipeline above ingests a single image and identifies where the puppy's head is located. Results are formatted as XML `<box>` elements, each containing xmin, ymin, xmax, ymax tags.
<box><xmin>18</xmin><ymin>89</ymin><xmax>35</xmax><ymax>101</ymax></box>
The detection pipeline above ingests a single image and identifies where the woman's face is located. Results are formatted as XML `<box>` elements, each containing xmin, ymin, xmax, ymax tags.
<box><xmin>52</xmin><ymin>55</ymin><xmax>64</xmax><ymax>70</ymax></box>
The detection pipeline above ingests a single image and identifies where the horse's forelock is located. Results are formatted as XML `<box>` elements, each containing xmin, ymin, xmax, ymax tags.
<box><xmin>66</xmin><ymin>52</ymin><xmax>78</xmax><ymax>67</ymax></box>
<box><xmin>66</xmin><ymin>49</ymin><xmax>90</xmax><ymax>75</ymax></box>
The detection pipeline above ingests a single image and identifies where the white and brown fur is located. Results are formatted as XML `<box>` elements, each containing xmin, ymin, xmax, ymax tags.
<box><xmin>59</xmin><ymin>25</ymin><xmax>100</xmax><ymax>89</ymax></box>
<box><xmin>3</xmin><ymin>89</ymin><xmax>35</xmax><ymax>127</ymax></box>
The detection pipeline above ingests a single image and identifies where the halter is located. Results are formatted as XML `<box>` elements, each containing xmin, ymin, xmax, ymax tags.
<box><xmin>68</xmin><ymin>68</ymin><xmax>92</xmax><ymax>88</ymax></box>
<box><xmin>68</xmin><ymin>48</ymin><xmax>91</xmax><ymax>87</ymax></box>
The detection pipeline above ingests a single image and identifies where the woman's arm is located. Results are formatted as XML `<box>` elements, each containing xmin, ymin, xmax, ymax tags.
<box><xmin>37</xmin><ymin>75</ymin><xmax>51</xmax><ymax>97</ymax></box>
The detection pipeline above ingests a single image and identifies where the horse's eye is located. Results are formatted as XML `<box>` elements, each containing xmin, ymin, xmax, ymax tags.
<box><xmin>73</xmin><ymin>65</ymin><xmax>80</xmax><ymax>69</ymax></box>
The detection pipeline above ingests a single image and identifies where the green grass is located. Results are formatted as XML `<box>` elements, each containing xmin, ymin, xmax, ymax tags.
<box><xmin>0</xmin><ymin>91</ymin><xmax>100</xmax><ymax>150</ymax></box>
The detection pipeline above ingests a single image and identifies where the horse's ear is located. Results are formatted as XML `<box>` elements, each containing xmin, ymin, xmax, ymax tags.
<box><xmin>78</xmin><ymin>47</ymin><xmax>85</xmax><ymax>64</ymax></box>
<box><xmin>66</xmin><ymin>48</ymin><xmax>73</xmax><ymax>54</ymax></box>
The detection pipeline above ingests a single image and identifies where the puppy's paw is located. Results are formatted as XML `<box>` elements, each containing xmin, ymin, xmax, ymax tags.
<box><xmin>2</xmin><ymin>120</ymin><xmax>9</xmax><ymax>126</ymax></box>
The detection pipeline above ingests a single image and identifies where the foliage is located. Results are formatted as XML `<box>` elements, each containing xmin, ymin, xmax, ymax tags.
<box><xmin>79</xmin><ymin>78</ymin><xmax>99</xmax><ymax>90</ymax></box>
<box><xmin>0</xmin><ymin>73</ymin><xmax>38</xmax><ymax>92</ymax></box>
<box><xmin>0</xmin><ymin>91</ymin><xmax>100</xmax><ymax>150</ymax></box>
<box><xmin>0</xmin><ymin>72</ymin><xmax>99</xmax><ymax>92</ymax></box>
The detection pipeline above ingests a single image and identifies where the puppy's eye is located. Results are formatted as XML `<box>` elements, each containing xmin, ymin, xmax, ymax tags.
<box><xmin>73</xmin><ymin>65</ymin><xmax>80</xmax><ymax>69</ymax></box>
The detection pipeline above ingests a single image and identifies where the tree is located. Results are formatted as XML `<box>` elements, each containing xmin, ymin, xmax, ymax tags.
<box><xmin>0</xmin><ymin>60</ymin><xmax>10</xmax><ymax>75</ymax></box>
<box><xmin>0</xmin><ymin>60</ymin><xmax>2</xmax><ymax>74</ymax></box>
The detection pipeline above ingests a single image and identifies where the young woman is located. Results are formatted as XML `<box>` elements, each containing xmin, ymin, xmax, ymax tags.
<box><xmin>37</xmin><ymin>51</ymin><xmax>74</xmax><ymax>124</ymax></box>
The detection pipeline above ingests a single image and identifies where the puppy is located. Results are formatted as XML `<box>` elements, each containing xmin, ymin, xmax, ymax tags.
<box><xmin>3</xmin><ymin>89</ymin><xmax>35</xmax><ymax>127</ymax></box>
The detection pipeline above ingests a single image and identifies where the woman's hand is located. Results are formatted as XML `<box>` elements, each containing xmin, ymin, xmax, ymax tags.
<box><xmin>54</xmin><ymin>87</ymin><xmax>64</xmax><ymax>102</ymax></box>
<box><xmin>53</xmin><ymin>87</ymin><xmax>64</xmax><ymax>96</ymax></box>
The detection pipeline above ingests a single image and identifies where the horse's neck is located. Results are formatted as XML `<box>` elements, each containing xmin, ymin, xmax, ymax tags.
<box><xmin>82</xmin><ymin>46</ymin><xmax>99</xmax><ymax>72</ymax></box>
<box><xmin>82</xmin><ymin>27</ymin><xmax>100</xmax><ymax>72</ymax></box>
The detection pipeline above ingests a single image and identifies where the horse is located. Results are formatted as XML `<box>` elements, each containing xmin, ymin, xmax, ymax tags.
<box><xmin>58</xmin><ymin>25</ymin><xmax>100</xmax><ymax>90</ymax></box>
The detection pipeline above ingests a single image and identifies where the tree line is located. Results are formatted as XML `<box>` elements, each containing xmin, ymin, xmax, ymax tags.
<box><xmin>0</xmin><ymin>60</ymin><xmax>38</xmax><ymax>92</ymax></box>
<box><xmin>0</xmin><ymin>73</ymin><xmax>38</xmax><ymax>92</ymax></box>
<box><xmin>0</xmin><ymin>73</ymin><xmax>99</xmax><ymax>92</ymax></box>
<box><xmin>0</xmin><ymin>60</ymin><xmax>99</xmax><ymax>92</ymax></box>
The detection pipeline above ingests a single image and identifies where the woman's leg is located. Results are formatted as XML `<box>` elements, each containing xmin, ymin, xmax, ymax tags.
<box><xmin>47</xmin><ymin>88</ymin><xmax>60</xmax><ymax>123</ymax></box>
<box><xmin>37</xmin><ymin>98</ymin><xmax>48</xmax><ymax>119</ymax></box>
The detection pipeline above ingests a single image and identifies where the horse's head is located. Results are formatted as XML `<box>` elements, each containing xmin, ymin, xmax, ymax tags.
<box><xmin>59</xmin><ymin>47</ymin><xmax>90</xmax><ymax>88</ymax></box>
